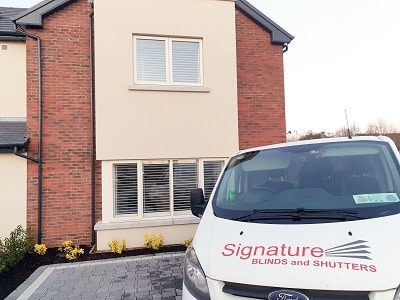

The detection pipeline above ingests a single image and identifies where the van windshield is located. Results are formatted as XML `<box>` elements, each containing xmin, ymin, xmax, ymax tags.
<box><xmin>212</xmin><ymin>140</ymin><xmax>400</xmax><ymax>223</ymax></box>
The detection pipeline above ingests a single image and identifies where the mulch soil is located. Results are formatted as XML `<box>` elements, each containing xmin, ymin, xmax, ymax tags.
<box><xmin>0</xmin><ymin>244</ymin><xmax>187</xmax><ymax>299</ymax></box>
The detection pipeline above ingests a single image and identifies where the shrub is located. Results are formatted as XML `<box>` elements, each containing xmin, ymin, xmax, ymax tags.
<box><xmin>58</xmin><ymin>240</ymin><xmax>84</xmax><ymax>261</ymax></box>
<box><xmin>144</xmin><ymin>233</ymin><xmax>164</xmax><ymax>250</ymax></box>
<box><xmin>34</xmin><ymin>244</ymin><xmax>47</xmax><ymax>255</ymax></box>
<box><xmin>0</xmin><ymin>225</ymin><xmax>35</xmax><ymax>272</ymax></box>
<box><xmin>183</xmin><ymin>237</ymin><xmax>193</xmax><ymax>247</ymax></box>
<box><xmin>108</xmin><ymin>239</ymin><xmax>126</xmax><ymax>254</ymax></box>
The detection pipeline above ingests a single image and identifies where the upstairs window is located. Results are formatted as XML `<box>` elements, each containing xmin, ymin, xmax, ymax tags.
<box><xmin>134</xmin><ymin>36</ymin><xmax>202</xmax><ymax>86</ymax></box>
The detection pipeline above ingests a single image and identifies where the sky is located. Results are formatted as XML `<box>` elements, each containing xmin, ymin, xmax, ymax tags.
<box><xmin>2</xmin><ymin>0</ymin><xmax>400</xmax><ymax>135</ymax></box>
<box><xmin>248</xmin><ymin>0</ymin><xmax>400</xmax><ymax>135</ymax></box>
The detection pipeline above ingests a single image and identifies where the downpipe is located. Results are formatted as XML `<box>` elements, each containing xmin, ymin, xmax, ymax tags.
<box><xmin>15</xmin><ymin>26</ymin><xmax>43</xmax><ymax>244</ymax></box>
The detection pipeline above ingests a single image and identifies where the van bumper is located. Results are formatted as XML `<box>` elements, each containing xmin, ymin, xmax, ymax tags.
<box><xmin>183</xmin><ymin>279</ymin><xmax>397</xmax><ymax>300</ymax></box>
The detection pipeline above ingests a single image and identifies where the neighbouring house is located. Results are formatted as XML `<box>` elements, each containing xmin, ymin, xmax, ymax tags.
<box><xmin>0</xmin><ymin>7</ymin><xmax>29</xmax><ymax>239</ymax></box>
<box><xmin>8</xmin><ymin>0</ymin><xmax>293</xmax><ymax>250</ymax></box>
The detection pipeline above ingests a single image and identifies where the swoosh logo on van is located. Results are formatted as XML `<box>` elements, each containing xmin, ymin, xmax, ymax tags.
<box><xmin>325</xmin><ymin>240</ymin><xmax>371</xmax><ymax>260</ymax></box>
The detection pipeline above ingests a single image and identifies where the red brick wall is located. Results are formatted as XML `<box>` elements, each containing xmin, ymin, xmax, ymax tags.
<box><xmin>25</xmin><ymin>0</ymin><xmax>101</xmax><ymax>247</ymax></box>
<box><xmin>236</xmin><ymin>10</ymin><xmax>287</xmax><ymax>149</ymax></box>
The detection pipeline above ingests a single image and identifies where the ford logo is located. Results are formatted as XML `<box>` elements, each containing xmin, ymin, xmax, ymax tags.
<box><xmin>268</xmin><ymin>289</ymin><xmax>309</xmax><ymax>300</ymax></box>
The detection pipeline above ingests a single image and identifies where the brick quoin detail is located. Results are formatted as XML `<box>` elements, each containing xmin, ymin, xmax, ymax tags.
<box><xmin>236</xmin><ymin>10</ymin><xmax>287</xmax><ymax>150</ymax></box>
<box><xmin>25</xmin><ymin>0</ymin><xmax>100</xmax><ymax>247</ymax></box>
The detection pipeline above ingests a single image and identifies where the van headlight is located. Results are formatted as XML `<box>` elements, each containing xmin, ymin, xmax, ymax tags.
<box><xmin>183</xmin><ymin>245</ymin><xmax>211</xmax><ymax>300</ymax></box>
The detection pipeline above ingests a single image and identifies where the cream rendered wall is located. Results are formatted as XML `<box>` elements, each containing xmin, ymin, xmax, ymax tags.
<box><xmin>96</xmin><ymin>222</ymin><xmax>198</xmax><ymax>251</ymax></box>
<box><xmin>94</xmin><ymin>0</ymin><xmax>238</xmax><ymax>160</ymax></box>
<box><xmin>0</xmin><ymin>40</ymin><xmax>26</xmax><ymax>117</ymax></box>
<box><xmin>94</xmin><ymin>0</ymin><xmax>238</xmax><ymax>248</ymax></box>
<box><xmin>0</xmin><ymin>40</ymin><xmax>27</xmax><ymax>239</ymax></box>
<box><xmin>0</xmin><ymin>155</ymin><xmax>27</xmax><ymax>239</ymax></box>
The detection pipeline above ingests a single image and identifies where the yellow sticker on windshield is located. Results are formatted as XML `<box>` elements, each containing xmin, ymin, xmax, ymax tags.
<box><xmin>353</xmin><ymin>193</ymin><xmax>400</xmax><ymax>204</ymax></box>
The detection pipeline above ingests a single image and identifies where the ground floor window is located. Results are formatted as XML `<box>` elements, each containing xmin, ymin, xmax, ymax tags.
<box><xmin>113</xmin><ymin>159</ymin><xmax>225</xmax><ymax>218</ymax></box>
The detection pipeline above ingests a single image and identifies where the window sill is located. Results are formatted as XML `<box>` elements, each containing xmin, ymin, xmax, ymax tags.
<box><xmin>94</xmin><ymin>216</ymin><xmax>200</xmax><ymax>231</ymax></box>
<box><xmin>128</xmin><ymin>84</ymin><xmax>211</xmax><ymax>93</ymax></box>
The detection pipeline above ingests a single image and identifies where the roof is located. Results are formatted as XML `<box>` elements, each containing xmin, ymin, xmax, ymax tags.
<box><xmin>0</xmin><ymin>7</ymin><xmax>26</xmax><ymax>40</ymax></box>
<box><xmin>0</xmin><ymin>118</ymin><xmax>29</xmax><ymax>152</ymax></box>
<box><xmin>13</xmin><ymin>0</ymin><xmax>75</xmax><ymax>27</ymax></box>
<box><xmin>13</xmin><ymin>0</ymin><xmax>293</xmax><ymax>46</ymax></box>
<box><xmin>235</xmin><ymin>0</ymin><xmax>294</xmax><ymax>45</ymax></box>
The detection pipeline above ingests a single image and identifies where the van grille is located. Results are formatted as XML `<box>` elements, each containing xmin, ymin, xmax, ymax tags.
<box><xmin>222</xmin><ymin>282</ymin><xmax>369</xmax><ymax>299</ymax></box>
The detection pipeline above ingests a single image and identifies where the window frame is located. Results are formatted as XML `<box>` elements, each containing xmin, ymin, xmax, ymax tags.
<box><xmin>133</xmin><ymin>35</ymin><xmax>203</xmax><ymax>87</ymax></box>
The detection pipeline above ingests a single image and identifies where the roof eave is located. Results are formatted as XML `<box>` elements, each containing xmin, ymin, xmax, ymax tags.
<box><xmin>0</xmin><ymin>119</ymin><xmax>30</xmax><ymax>153</ymax></box>
<box><xmin>0</xmin><ymin>27</ymin><xmax>26</xmax><ymax>37</ymax></box>
<box><xmin>0</xmin><ymin>34</ymin><xmax>26</xmax><ymax>41</ymax></box>
<box><xmin>12</xmin><ymin>0</ymin><xmax>75</xmax><ymax>27</ymax></box>
<box><xmin>0</xmin><ymin>139</ymin><xmax>29</xmax><ymax>153</ymax></box>
<box><xmin>235</xmin><ymin>0</ymin><xmax>294</xmax><ymax>45</ymax></box>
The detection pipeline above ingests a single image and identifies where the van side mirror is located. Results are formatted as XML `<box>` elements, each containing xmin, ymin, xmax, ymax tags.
<box><xmin>190</xmin><ymin>188</ymin><xmax>206</xmax><ymax>217</ymax></box>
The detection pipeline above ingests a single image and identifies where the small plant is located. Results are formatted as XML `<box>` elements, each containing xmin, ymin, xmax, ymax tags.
<box><xmin>0</xmin><ymin>225</ymin><xmax>35</xmax><ymax>272</ymax></box>
<box><xmin>34</xmin><ymin>243</ymin><xmax>47</xmax><ymax>255</ymax></box>
<box><xmin>58</xmin><ymin>240</ymin><xmax>84</xmax><ymax>261</ymax></box>
<box><xmin>183</xmin><ymin>237</ymin><xmax>193</xmax><ymax>247</ymax></box>
<box><xmin>144</xmin><ymin>233</ymin><xmax>164</xmax><ymax>250</ymax></box>
<box><xmin>108</xmin><ymin>239</ymin><xmax>126</xmax><ymax>254</ymax></box>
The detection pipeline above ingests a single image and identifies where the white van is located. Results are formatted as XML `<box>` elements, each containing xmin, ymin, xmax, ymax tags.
<box><xmin>183</xmin><ymin>136</ymin><xmax>400</xmax><ymax>300</ymax></box>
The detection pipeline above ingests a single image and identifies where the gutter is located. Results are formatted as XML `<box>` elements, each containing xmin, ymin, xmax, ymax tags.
<box><xmin>14</xmin><ymin>147</ymin><xmax>39</xmax><ymax>163</ymax></box>
<box><xmin>283</xmin><ymin>43</ymin><xmax>289</xmax><ymax>53</ymax></box>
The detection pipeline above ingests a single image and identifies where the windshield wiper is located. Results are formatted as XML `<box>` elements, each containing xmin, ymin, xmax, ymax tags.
<box><xmin>233</xmin><ymin>208</ymin><xmax>364</xmax><ymax>222</ymax></box>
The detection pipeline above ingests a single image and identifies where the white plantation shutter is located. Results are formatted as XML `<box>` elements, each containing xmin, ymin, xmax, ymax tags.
<box><xmin>136</xmin><ymin>38</ymin><xmax>166</xmax><ymax>82</ymax></box>
<box><xmin>143</xmin><ymin>163</ymin><xmax>170</xmax><ymax>215</ymax></box>
<box><xmin>173</xmin><ymin>161</ymin><xmax>198</xmax><ymax>213</ymax></box>
<box><xmin>114</xmin><ymin>164</ymin><xmax>138</xmax><ymax>215</ymax></box>
<box><xmin>204</xmin><ymin>161</ymin><xmax>224</xmax><ymax>201</ymax></box>
<box><xmin>112</xmin><ymin>159</ymin><xmax>225</xmax><ymax>219</ymax></box>
<box><xmin>134</xmin><ymin>36</ymin><xmax>202</xmax><ymax>85</ymax></box>
<box><xmin>172</xmin><ymin>41</ymin><xmax>200</xmax><ymax>83</ymax></box>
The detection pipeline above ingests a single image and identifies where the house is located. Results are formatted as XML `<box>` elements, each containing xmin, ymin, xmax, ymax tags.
<box><xmin>7</xmin><ymin>0</ymin><xmax>293</xmax><ymax>250</ymax></box>
<box><xmin>0</xmin><ymin>7</ymin><xmax>28</xmax><ymax>239</ymax></box>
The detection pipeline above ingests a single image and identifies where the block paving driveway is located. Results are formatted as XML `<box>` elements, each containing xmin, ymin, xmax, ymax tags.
<box><xmin>6</xmin><ymin>252</ymin><xmax>185</xmax><ymax>300</ymax></box>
